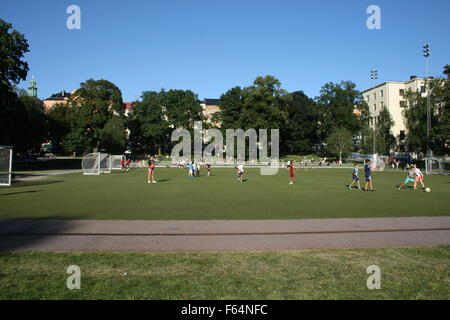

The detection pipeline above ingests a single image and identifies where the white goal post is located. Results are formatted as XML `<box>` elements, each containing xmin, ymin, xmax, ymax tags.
<box><xmin>82</xmin><ymin>153</ymin><xmax>111</xmax><ymax>175</ymax></box>
<box><xmin>0</xmin><ymin>145</ymin><xmax>13</xmax><ymax>186</ymax></box>
<box><xmin>425</xmin><ymin>157</ymin><xmax>450</xmax><ymax>175</ymax></box>
<box><xmin>111</xmin><ymin>155</ymin><xmax>123</xmax><ymax>170</ymax></box>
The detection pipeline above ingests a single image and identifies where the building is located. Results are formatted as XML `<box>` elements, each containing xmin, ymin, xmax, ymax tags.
<box><xmin>27</xmin><ymin>76</ymin><xmax>37</xmax><ymax>97</ymax></box>
<box><xmin>200</xmin><ymin>99</ymin><xmax>221</xmax><ymax>126</ymax></box>
<box><xmin>43</xmin><ymin>90</ymin><xmax>73</xmax><ymax>112</ymax></box>
<box><xmin>362</xmin><ymin>76</ymin><xmax>428</xmax><ymax>151</ymax></box>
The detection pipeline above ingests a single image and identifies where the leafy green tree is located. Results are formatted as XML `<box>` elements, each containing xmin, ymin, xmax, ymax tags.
<box><xmin>281</xmin><ymin>91</ymin><xmax>319</xmax><ymax>154</ymax></box>
<box><xmin>66</xmin><ymin>79</ymin><xmax>127</xmax><ymax>154</ymax></box>
<box><xmin>403</xmin><ymin>89</ymin><xmax>431</xmax><ymax>154</ymax></box>
<box><xmin>213</xmin><ymin>86</ymin><xmax>245</xmax><ymax>129</ymax></box>
<box><xmin>429</xmin><ymin>66</ymin><xmax>450</xmax><ymax>155</ymax></box>
<box><xmin>16</xmin><ymin>95</ymin><xmax>48</xmax><ymax>153</ymax></box>
<box><xmin>128</xmin><ymin>89</ymin><xmax>203</xmax><ymax>155</ymax></box>
<box><xmin>127</xmin><ymin>91</ymin><xmax>170</xmax><ymax>154</ymax></box>
<box><xmin>376</xmin><ymin>106</ymin><xmax>395</xmax><ymax>155</ymax></box>
<box><xmin>0</xmin><ymin>19</ymin><xmax>30</xmax><ymax>149</ymax></box>
<box><xmin>316</xmin><ymin>81</ymin><xmax>366</xmax><ymax>145</ymax></box>
<box><xmin>239</xmin><ymin>75</ymin><xmax>288</xmax><ymax>131</ymax></box>
<box><xmin>325</xmin><ymin>128</ymin><xmax>353</xmax><ymax>163</ymax></box>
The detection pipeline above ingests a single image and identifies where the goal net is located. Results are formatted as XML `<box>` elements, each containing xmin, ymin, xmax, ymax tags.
<box><xmin>426</xmin><ymin>157</ymin><xmax>450</xmax><ymax>175</ymax></box>
<box><xmin>0</xmin><ymin>145</ymin><xmax>13</xmax><ymax>186</ymax></box>
<box><xmin>111</xmin><ymin>155</ymin><xmax>123</xmax><ymax>170</ymax></box>
<box><xmin>99</xmin><ymin>153</ymin><xmax>112</xmax><ymax>174</ymax></box>
<box><xmin>82</xmin><ymin>153</ymin><xmax>111</xmax><ymax>175</ymax></box>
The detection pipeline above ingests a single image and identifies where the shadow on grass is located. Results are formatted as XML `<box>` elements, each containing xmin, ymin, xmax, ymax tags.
<box><xmin>9</xmin><ymin>180</ymin><xmax>63</xmax><ymax>188</ymax></box>
<box><xmin>0</xmin><ymin>190</ymin><xmax>43</xmax><ymax>196</ymax></box>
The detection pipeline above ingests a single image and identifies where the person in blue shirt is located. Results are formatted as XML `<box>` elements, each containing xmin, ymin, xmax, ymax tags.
<box><xmin>364</xmin><ymin>160</ymin><xmax>375</xmax><ymax>191</ymax></box>
<box><xmin>348</xmin><ymin>163</ymin><xmax>362</xmax><ymax>190</ymax></box>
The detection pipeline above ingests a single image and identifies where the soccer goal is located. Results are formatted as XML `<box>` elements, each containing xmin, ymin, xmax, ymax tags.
<box><xmin>82</xmin><ymin>153</ymin><xmax>111</xmax><ymax>175</ymax></box>
<box><xmin>111</xmin><ymin>155</ymin><xmax>123</xmax><ymax>170</ymax></box>
<box><xmin>0</xmin><ymin>145</ymin><xmax>13</xmax><ymax>186</ymax></box>
<box><xmin>425</xmin><ymin>157</ymin><xmax>450</xmax><ymax>175</ymax></box>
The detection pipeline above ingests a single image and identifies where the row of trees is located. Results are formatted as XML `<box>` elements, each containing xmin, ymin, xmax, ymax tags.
<box><xmin>1</xmin><ymin>18</ymin><xmax>448</xmax><ymax>159</ymax></box>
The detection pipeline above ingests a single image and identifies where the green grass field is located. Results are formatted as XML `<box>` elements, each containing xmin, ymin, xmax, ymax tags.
<box><xmin>0</xmin><ymin>246</ymin><xmax>448</xmax><ymax>299</ymax></box>
<box><xmin>0</xmin><ymin>168</ymin><xmax>449</xmax><ymax>219</ymax></box>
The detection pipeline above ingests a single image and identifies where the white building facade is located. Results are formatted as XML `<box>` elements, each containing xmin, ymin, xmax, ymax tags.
<box><xmin>362</xmin><ymin>76</ymin><xmax>428</xmax><ymax>152</ymax></box>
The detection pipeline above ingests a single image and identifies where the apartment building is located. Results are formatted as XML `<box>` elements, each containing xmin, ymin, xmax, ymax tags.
<box><xmin>362</xmin><ymin>76</ymin><xmax>428</xmax><ymax>151</ymax></box>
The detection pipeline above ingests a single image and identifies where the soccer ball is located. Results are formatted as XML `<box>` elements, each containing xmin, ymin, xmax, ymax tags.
<box><xmin>425</xmin><ymin>188</ymin><xmax>431</xmax><ymax>192</ymax></box>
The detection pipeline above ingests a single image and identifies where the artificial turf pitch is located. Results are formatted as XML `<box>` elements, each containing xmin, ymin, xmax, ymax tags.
<box><xmin>0</xmin><ymin>167</ymin><xmax>448</xmax><ymax>220</ymax></box>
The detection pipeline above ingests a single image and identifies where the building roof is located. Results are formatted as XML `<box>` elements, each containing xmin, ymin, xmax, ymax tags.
<box><xmin>203</xmin><ymin>98</ymin><xmax>220</xmax><ymax>105</ymax></box>
<box><xmin>123</xmin><ymin>102</ymin><xmax>133</xmax><ymax>109</ymax></box>
<box><xmin>44</xmin><ymin>90</ymin><xmax>71</xmax><ymax>100</ymax></box>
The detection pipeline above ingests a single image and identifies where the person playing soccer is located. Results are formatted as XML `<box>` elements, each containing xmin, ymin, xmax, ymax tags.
<box><xmin>147</xmin><ymin>156</ymin><xmax>156</xmax><ymax>184</ymax></box>
<box><xmin>287</xmin><ymin>160</ymin><xmax>295</xmax><ymax>185</ymax></box>
<box><xmin>235</xmin><ymin>163</ymin><xmax>244</xmax><ymax>182</ymax></box>
<box><xmin>364</xmin><ymin>160</ymin><xmax>375</xmax><ymax>191</ymax></box>
<box><xmin>398</xmin><ymin>167</ymin><xmax>416</xmax><ymax>190</ymax></box>
<box><xmin>413</xmin><ymin>164</ymin><xmax>426</xmax><ymax>190</ymax></box>
<box><xmin>348</xmin><ymin>163</ymin><xmax>362</xmax><ymax>190</ymax></box>
<box><xmin>120</xmin><ymin>157</ymin><xmax>126</xmax><ymax>172</ymax></box>
<box><xmin>206</xmin><ymin>162</ymin><xmax>211</xmax><ymax>176</ymax></box>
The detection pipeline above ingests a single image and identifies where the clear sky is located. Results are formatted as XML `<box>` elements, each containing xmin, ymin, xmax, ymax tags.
<box><xmin>1</xmin><ymin>0</ymin><xmax>449</xmax><ymax>102</ymax></box>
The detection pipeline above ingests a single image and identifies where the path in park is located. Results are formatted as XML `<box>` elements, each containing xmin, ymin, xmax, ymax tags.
<box><xmin>0</xmin><ymin>217</ymin><xmax>449</xmax><ymax>252</ymax></box>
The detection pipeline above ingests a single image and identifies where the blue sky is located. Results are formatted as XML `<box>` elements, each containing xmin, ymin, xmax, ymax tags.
<box><xmin>1</xmin><ymin>0</ymin><xmax>449</xmax><ymax>102</ymax></box>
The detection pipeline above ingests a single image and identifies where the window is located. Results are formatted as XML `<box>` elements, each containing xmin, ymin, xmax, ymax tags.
<box><xmin>400</xmin><ymin>130</ymin><xmax>405</xmax><ymax>141</ymax></box>
<box><xmin>400</xmin><ymin>101</ymin><xmax>407</xmax><ymax>108</ymax></box>
<box><xmin>421</xmin><ymin>86</ymin><xmax>426</xmax><ymax>93</ymax></box>
<box><xmin>399</xmin><ymin>89</ymin><xmax>405</xmax><ymax>96</ymax></box>
<box><xmin>374</xmin><ymin>92</ymin><xmax>377</xmax><ymax>99</ymax></box>
<box><xmin>380</xmin><ymin>90</ymin><xmax>384</xmax><ymax>97</ymax></box>
<box><xmin>380</xmin><ymin>101</ymin><xmax>384</xmax><ymax>109</ymax></box>
<box><xmin>367</xmin><ymin>95</ymin><xmax>370</xmax><ymax>102</ymax></box>
<box><xmin>374</xmin><ymin>104</ymin><xmax>376</xmax><ymax>111</ymax></box>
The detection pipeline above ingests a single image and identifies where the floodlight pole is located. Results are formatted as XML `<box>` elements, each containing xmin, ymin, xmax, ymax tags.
<box><xmin>423</xmin><ymin>45</ymin><xmax>432</xmax><ymax>159</ymax></box>
<box><xmin>370</xmin><ymin>70</ymin><xmax>378</xmax><ymax>161</ymax></box>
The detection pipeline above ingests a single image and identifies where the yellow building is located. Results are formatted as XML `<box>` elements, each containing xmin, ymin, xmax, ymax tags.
<box><xmin>362</xmin><ymin>76</ymin><xmax>428</xmax><ymax>151</ymax></box>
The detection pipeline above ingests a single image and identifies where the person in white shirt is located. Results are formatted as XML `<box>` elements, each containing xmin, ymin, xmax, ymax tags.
<box><xmin>413</xmin><ymin>165</ymin><xmax>425</xmax><ymax>190</ymax></box>
<box><xmin>235</xmin><ymin>163</ymin><xmax>244</xmax><ymax>182</ymax></box>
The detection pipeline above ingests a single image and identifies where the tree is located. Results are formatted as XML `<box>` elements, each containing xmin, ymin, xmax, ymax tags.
<box><xmin>66</xmin><ymin>79</ymin><xmax>127</xmax><ymax>154</ymax></box>
<box><xmin>239</xmin><ymin>75</ymin><xmax>288</xmax><ymax>131</ymax></box>
<box><xmin>0</xmin><ymin>19</ymin><xmax>30</xmax><ymax>149</ymax></box>
<box><xmin>325</xmin><ymin>128</ymin><xmax>353</xmax><ymax>163</ymax></box>
<box><xmin>316</xmin><ymin>81</ymin><xmax>366</xmax><ymax>146</ymax></box>
<box><xmin>213</xmin><ymin>86</ymin><xmax>245</xmax><ymax>129</ymax></box>
<box><xmin>127</xmin><ymin>91</ymin><xmax>170</xmax><ymax>154</ymax></box>
<box><xmin>127</xmin><ymin>89</ymin><xmax>203</xmax><ymax>155</ymax></box>
<box><xmin>403</xmin><ymin>89</ymin><xmax>433</xmax><ymax>154</ymax></box>
<box><xmin>429</xmin><ymin>66</ymin><xmax>450</xmax><ymax>155</ymax></box>
<box><xmin>376</xmin><ymin>106</ymin><xmax>395</xmax><ymax>155</ymax></box>
<box><xmin>281</xmin><ymin>91</ymin><xmax>319</xmax><ymax>154</ymax></box>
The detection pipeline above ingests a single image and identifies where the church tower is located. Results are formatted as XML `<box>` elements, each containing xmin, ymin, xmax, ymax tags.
<box><xmin>28</xmin><ymin>76</ymin><xmax>37</xmax><ymax>97</ymax></box>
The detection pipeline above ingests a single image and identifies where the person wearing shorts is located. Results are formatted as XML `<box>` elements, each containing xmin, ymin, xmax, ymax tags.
<box><xmin>236</xmin><ymin>163</ymin><xmax>244</xmax><ymax>182</ymax></box>
<box><xmin>287</xmin><ymin>160</ymin><xmax>295</xmax><ymax>185</ymax></box>
<box><xmin>413</xmin><ymin>165</ymin><xmax>425</xmax><ymax>190</ymax></box>
<box><xmin>348</xmin><ymin>163</ymin><xmax>362</xmax><ymax>190</ymax></box>
<box><xmin>206</xmin><ymin>163</ymin><xmax>211</xmax><ymax>176</ymax></box>
<box><xmin>147</xmin><ymin>157</ymin><xmax>156</xmax><ymax>184</ymax></box>
<box><xmin>364</xmin><ymin>160</ymin><xmax>374</xmax><ymax>191</ymax></box>
<box><xmin>398</xmin><ymin>169</ymin><xmax>416</xmax><ymax>190</ymax></box>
